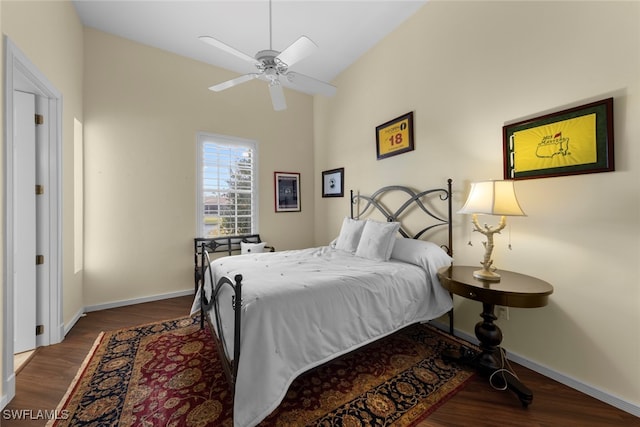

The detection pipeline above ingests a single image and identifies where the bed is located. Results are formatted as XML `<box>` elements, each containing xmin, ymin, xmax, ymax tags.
<box><xmin>190</xmin><ymin>180</ymin><xmax>454</xmax><ymax>427</ymax></box>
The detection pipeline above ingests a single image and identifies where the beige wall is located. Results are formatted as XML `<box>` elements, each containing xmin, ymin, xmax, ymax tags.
<box><xmin>1</xmin><ymin>0</ymin><xmax>83</xmax><ymax>404</ymax></box>
<box><xmin>82</xmin><ymin>29</ymin><xmax>315</xmax><ymax>306</ymax></box>
<box><xmin>315</xmin><ymin>0</ymin><xmax>639</xmax><ymax>410</ymax></box>
<box><xmin>2</xmin><ymin>0</ymin><xmax>84</xmax><ymax>324</ymax></box>
<box><xmin>1</xmin><ymin>0</ymin><xmax>638</xmax><ymax>415</ymax></box>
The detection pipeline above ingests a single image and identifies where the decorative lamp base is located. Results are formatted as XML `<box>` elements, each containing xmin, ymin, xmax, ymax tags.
<box><xmin>473</xmin><ymin>268</ymin><xmax>501</xmax><ymax>282</ymax></box>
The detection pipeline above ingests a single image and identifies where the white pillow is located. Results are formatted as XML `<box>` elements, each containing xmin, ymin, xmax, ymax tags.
<box><xmin>390</xmin><ymin>238</ymin><xmax>453</xmax><ymax>282</ymax></box>
<box><xmin>241</xmin><ymin>241</ymin><xmax>266</xmax><ymax>254</ymax></box>
<box><xmin>355</xmin><ymin>220</ymin><xmax>400</xmax><ymax>261</ymax></box>
<box><xmin>334</xmin><ymin>217</ymin><xmax>366</xmax><ymax>253</ymax></box>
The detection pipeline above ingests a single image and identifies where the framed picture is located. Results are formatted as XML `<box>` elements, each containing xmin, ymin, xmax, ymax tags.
<box><xmin>322</xmin><ymin>168</ymin><xmax>344</xmax><ymax>198</ymax></box>
<box><xmin>376</xmin><ymin>111</ymin><xmax>414</xmax><ymax>160</ymax></box>
<box><xmin>274</xmin><ymin>172</ymin><xmax>301</xmax><ymax>212</ymax></box>
<box><xmin>503</xmin><ymin>98</ymin><xmax>614</xmax><ymax>180</ymax></box>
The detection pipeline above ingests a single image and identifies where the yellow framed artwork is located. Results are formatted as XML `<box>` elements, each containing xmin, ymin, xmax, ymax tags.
<box><xmin>376</xmin><ymin>112</ymin><xmax>414</xmax><ymax>160</ymax></box>
<box><xmin>503</xmin><ymin>98</ymin><xmax>614</xmax><ymax>180</ymax></box>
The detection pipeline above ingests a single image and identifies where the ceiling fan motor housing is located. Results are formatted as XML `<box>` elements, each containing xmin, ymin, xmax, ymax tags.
<box><xmin>255</xmin><ymin>49</ymin><xmax>288</xmax><ymax>74</ymax></box>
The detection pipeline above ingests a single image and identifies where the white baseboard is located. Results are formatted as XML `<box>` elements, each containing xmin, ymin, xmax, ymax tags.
<box><xmin>63</xmin><ymin>289</ymin><xmax>195</xmax><ymax>337</ymax></box>
<box><xmin>9</xmin><ymin>289</ymin><xmax>194</xmax><ymax>354</ymax></box>
<box><xmin>505</xmin><ymin>345</ymin><xmax>640</xmax><ymax>418</ymax></box>
<box><xmin>428</xmin><ymin>320</ymin><xmax>640</xmax><ymax>417</ymax></box>
<box><xmin>64</xmin><ymin>308</ymin><xmax>86</xmax><ymax>337</ymax></box>
<box><xmin>83</xmin><ymin>289</ymin><xmax>194</xmax><ymax>314</ymax></box>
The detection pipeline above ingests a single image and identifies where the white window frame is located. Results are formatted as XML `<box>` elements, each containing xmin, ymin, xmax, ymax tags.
<box><xmin>196</xmin><ymin>132</ymin><xmax>259</xmax><ymax>238</ymax></box>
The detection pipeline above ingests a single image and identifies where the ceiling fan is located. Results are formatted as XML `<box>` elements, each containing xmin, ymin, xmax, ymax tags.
<box><xmin>200</xmin><ymin>0</ymin><xmax>336</xmax><ymax>111</ymax></box>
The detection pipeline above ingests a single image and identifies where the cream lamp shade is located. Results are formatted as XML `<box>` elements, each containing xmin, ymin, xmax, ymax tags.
<box><xmin>458</xmin><ymin>180</ymin><xmax>526</xmax><ymax>217</ymax></box>
<box><xmin>459</xmin><ymin>180</ymin><xmax>526</xmax><ymax>281</ymax></box>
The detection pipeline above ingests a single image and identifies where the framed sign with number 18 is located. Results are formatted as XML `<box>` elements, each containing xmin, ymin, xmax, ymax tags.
<box><xmin>375</xmin><ymin>111</ymin><xmax>414</xmax><ymax>160</ymax></box>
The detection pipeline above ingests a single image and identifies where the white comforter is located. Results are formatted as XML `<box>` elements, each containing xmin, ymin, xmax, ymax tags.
<box><xmin>191</xmin><ymin>246</ymin><xmax>453</xmax><ymax>427</ymax></box>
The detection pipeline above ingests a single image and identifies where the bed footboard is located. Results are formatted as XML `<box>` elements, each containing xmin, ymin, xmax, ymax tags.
<box><xmin>200</xmin><ymin>244</ymin><xmax>243</xmax><ymax>389</ymax></box>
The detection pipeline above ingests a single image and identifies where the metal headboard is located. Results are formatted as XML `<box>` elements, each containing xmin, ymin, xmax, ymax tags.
<box><xmin>350</xmin><ymin>179</ymin><xmax>453</xmax><ymax>256</ymax></box>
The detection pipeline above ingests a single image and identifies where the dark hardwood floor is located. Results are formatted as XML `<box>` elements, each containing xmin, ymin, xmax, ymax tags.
<box><xmin>3</xmin><ymin>295</ymin><xmax>638</xmax><ymax>426</ymax></box>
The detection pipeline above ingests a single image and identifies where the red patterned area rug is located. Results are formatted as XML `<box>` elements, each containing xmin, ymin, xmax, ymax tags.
<box><xmin>48</xmin><ymin>316</ymin><xmax>475</xmax><ymax>427</ymax></box>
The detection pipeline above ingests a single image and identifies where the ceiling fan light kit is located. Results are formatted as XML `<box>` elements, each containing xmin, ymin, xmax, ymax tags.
<box><xmin>200</xmin><ymin>0</ymin><xmax>336</xmax><ymax>111</ymax></box>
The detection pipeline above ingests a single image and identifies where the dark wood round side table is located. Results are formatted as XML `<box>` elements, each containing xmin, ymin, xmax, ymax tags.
<box><xmin>437</xmin><ymin>265</ymin><xmax>553</xmax><ymax>407</ymax></box>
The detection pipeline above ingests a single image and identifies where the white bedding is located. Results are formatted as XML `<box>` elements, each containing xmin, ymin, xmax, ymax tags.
<box><xmin>190</xmin><ymin>245</ymin><xmax>453</xmax><ymax>427</ymax></box>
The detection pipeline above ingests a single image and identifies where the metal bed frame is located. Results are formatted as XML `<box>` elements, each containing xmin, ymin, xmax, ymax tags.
<box><xmin>194</xmin><ymin>234</ymin><xmax>274</xmax><ymax>292</ymax></box>
<box><xmin>198</xmin><ymin>179</ymin><xmax>453</xmax><ymax>394</ymax></box>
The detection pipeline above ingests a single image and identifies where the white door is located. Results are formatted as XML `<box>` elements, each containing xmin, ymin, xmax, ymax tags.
<box><xmin>13</xmin><ymin>90</ymin><xmax>37</xmax><ymax>354</ymax></box>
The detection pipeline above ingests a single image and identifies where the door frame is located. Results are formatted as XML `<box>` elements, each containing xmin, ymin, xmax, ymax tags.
<box><xmin>2</xmin><ymin>37</ymin><xmax>63</xmax><ymax>407</ymax></box>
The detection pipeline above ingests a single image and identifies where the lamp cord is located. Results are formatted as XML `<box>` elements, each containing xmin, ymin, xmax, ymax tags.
<box><xmin>489</xmin><ymin>346</ymin><xmax>520</xmax><ymax>391</ymax></box>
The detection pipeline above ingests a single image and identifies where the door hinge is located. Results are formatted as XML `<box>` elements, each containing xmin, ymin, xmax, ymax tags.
<box><xmin>36</xmin><ymin>325</ymin><xmax>45</xmax><ymax>336</ymax></box>
<box><xmin>35</xmin><ymin>184</ymin><xmax>44</xmax><ymax>195</ymax></box>
<box><xmin>36</xmin><ymin>255</ymin><xmax>44</xmax><ymax>265</ymax></box>
<box><xmin>35</xmin><ymin>114</ymin><xmax>44</xmax><ymax>125</ymax></box>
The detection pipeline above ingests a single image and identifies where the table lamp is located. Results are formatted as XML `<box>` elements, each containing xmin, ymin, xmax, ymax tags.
<box><xmin>458</xmin><ymin>180</ymin><xmax>526</xmax><ymax>281</ymax></box>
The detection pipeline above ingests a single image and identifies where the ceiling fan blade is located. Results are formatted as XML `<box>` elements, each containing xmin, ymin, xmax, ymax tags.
<box><xmin>199</xmin><ymin>35</ymin><xmax>260</xmax><ymax>66</ymax></box>
<box><xmin>275</xmin><ymin>36</ymin><xmax>317</xmax><ymax>68</ymax></box>
<box><xmin>209</xmin><ymin>73</ymin><xmax>259</xmax><ymax>92</ymax></box>
<box><xmin>269</xmin><ymin>82</ymin><xmax>287</xmax><ymax>111</ymax></box>
<box><xmin>282</xmin><ymin>71</ymin><xmax>337</xmax><ymax>97</ymax></box>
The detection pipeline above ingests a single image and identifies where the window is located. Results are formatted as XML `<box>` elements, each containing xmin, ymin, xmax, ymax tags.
<box><xmin>197</xmin><ymin>132</ymin><xmax>258</xmax><ymax>238</ymax></box>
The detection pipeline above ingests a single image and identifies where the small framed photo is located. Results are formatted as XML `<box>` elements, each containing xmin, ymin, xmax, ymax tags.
<box><xmin>322</xmin><ymin>168</ymin><xmax>344</xmax><ymax>198</ymax></box>
<box><xmin>376</xmin><ymin>111</ymin><xmax>414</xmax><ymax>160</ymax></box>
<box><xmin>274</xmin><ymin>172</ymin><xmax>301</xmax><ymax>212</ymax></box>
<box><xmin>503</xmin><ymin>98</ymin><xmax>614</xmax><ymax>180</ymax></box>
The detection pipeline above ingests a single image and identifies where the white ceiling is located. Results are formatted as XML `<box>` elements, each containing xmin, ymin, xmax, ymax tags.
<box><xmin>73</xmin><ymin>0</ymin><xmax>427</xmax><ymax>90</ymax></box>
